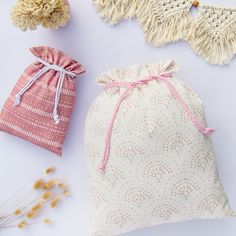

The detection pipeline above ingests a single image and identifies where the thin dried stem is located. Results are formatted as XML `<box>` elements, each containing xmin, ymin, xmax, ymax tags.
<box><xmin>0</xmin><ymin>167</ymin><xmax>69</xmax><ymax>230</ymax></box>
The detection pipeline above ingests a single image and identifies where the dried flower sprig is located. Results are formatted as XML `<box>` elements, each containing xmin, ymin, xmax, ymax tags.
<box><xmin>0</xmin><ymin>167</ymin><xmax>70</xmax><ymax>231</ymax></box>
<box><xmin>45</xmin><ymin>167</ymin><xmax>55</xmax><ymax>175</ymax></box>
<box><xmin>11</xmin><ymin>0</ymin><xmax>70</xmax><ymax>31</ymax></box>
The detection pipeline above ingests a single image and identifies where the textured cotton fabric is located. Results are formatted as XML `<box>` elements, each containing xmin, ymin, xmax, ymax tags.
<box><xmin>85</xmin><ymin>61</ymin><xmax>234</xmax><ymax>236</ymax></box>
<box><xmin>0</xmin><ymin>46</ymin><xmax>85</xmax><ymax>155</ymax></box>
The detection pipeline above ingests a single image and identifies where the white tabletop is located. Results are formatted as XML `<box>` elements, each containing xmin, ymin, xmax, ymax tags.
<box><xmin>0</xmin><ymin>0</ymin><xmax>236</xmax><ymax>235</ymax></box>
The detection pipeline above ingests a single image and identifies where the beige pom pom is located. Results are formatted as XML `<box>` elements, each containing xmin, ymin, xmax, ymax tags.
<box><xmin>10</xmin><ymin>0</ymin><xmax>70</xmax><ymax>31</ymax></box>
<box><xmin>11</xmin><ymin>3</ymin><xmax>40</xmax><ymax>31</ymax></box>
<box><xmin>20</xmin><ymin>0</ymin><xmax>60</xmax><ymax>17</ymax></box>
<box><xmin>41</xmin><ymin>2</ymin><xmax>70</xmax><ymax>29</ymax></box>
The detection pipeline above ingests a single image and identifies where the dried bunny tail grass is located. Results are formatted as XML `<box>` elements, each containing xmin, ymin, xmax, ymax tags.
<box><xmin>92</xmin><ymin>0</ymin><xmax>137</xmax><ymax>25</ymax></box>
<box><xmin>0</xmin><ymin>168</ymin><xmax>69</xmax><ymax>230</ymax></box>
<box><xmin>136</xmin><ymin>0</ymin><xmax>192</xmax><ymax>46</ymax></box>
<box><xmin>31</xmin><ymin>203</ymin><xmax>43</xmax><ymax>212</ymax></box>
<box><xmin>14</xmin><ymin>209</ymin><xmax>22</xmax><ymax>216</ymax></box>
<box><xmin>43</xmin><ymin>218</ymin><xmax>53</xmax><ymax>224</ymax></box>
<box><xmin>58</xmin><ymin>182</ymin><xmax>67</xmax><ymax>190</ymax></box>
<box><xmin>63</xmin><ymin>190</ymin><xmax>71</xmax><ymax>197</ymax></box>
<box><xmin>0</xmin><ymin>189</ymin><xmax>62</xmax><ymax>229</ymax></box>
<box><xmin>26</xmin><ymin>211</ymin><xmax>38</xmax><ymax>219</ymax></box>
<box><xmin>50</xmin><ymin>196</ymin><xmax>60</xmax><ymax>208</ymax></box>
<box><xmin>11</xmin><ymin>3</ymin><xmax>40</xmax><ymax>31</ymax></box>
<box><xmin>3</xmin><ymin>219</ymin><xmax>52</xmax><ymax>229</ymax></box>
<box><xmin>18</xmin><ymin>221</ymin><xmax>27</xmax><ymax>229</ymax></box>
<box><xmin>45</xmin><ymin>167</ymin><xmax>55</xmax><ymax>175</ymax></box>
<box><xmin>42</xmin><ymin>192</ymin><xmax>53</xmax><ymax>200</ymax></box>
<box><xmin>41</xmin><ymin>1</ymin><xmax>70</xmax><ymax>29</ymax></box>
<box><xmin>33</xmin><ymin>179</ymin><xmax>45</xmax><ymax>190</ymax></box>
<box><xmin>43</xmin><ymin>179</ymin><xmax>58</xmax><ymax>190</ymax></box>
<box><xmin>186</xmin><ymin>15</ymin><xmax>236</xmax><ymax>65</ymax></box>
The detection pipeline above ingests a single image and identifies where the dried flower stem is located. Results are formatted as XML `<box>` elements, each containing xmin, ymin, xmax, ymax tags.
<box><xmin>0</xmin><ymin>191</ymin><xmax>41</xmax><ymax>227</ymax></box>
<box><xmin>0</xmin><ymin>185</ymin><xmax>30</xmax><ymax>214</ymax></box>
<box><xmin>0</xmin><ymin>167</ymin><xmax>70</xmax><ymax>231</ymax></box>
<box><xmin>0</xmin><ymin>190</ymin><xmax>63</xmax><ymax>228</ymax></box>
<box><xmin>0</xmin><ymin>220</ymin><xmax>44</xmax><ymax>229</ymax></box>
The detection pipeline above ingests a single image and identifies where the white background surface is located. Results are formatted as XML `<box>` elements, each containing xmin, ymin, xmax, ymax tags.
<box><xmin>0</xmin><ymin>0</ymin><xmax>236</xmax><ymax>235</ymax></box>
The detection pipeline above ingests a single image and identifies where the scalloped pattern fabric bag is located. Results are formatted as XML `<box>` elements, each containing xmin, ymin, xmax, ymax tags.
<box><xmin>85</xmin><ymin>61</ymin><xmax>235</xmax><ymax>235</ymax></box>
<box><xmin>0</xmin><ymin>46</ymin><xmax>85</xmax><ymax>155</ymax></box>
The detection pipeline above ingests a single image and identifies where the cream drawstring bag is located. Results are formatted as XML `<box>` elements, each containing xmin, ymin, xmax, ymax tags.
<box><xmin>85</xmin><ymin>61</ymin><xmax>235</xmax><ymax>236</ymax></box>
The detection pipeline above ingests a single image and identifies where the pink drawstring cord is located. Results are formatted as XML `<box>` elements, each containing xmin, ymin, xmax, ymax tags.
<box><xmin>99</xmin><ymin>73</ymin><xmax>215</xmax><ymax>172</ymax></box>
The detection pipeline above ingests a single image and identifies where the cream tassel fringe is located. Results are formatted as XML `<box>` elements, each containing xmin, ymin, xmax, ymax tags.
<box><xmin>92</xmin><ymin>0</ymin><xmax>137</xmax><ymax>25</ymax></box>
<box><xmin>136</xmin><ymin>0</ymin><xmax>192</xmax><ymax>46</ymax></box>
<box><xmin>93</xmin><ymin>0</ymin><xmax>236</xmax><ymax>65</ymax></box>
<box><xmin>186</xmin><ymin>16</ymin><xmax>236</xmax><ymax>65</ymax></box>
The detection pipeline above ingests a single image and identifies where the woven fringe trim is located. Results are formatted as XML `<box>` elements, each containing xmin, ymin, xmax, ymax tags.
<box><xmin>92</xmin><ymin>0</ymin><xmax>236</xmax><ymax>65</ymax></box>
<box><xmin>186</xmin><ymin>17</ymin><xmax>236</xmax><ymax>65</ymax></box>
<box><xmin>136</xmin><ymin>0</ymin><xmax>191</xmax><ymax>46</ymax></box>
<box><xmin>92</xmin><ymin>0</ymin><xmax>136</xmax><ymax>25</ymax></box>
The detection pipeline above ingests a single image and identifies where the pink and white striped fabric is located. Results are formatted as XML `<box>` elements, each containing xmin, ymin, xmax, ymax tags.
<box><xmin>0</xmin><ymin>46</ymin><xmax>85</xmax><ymax>155</ymax></box>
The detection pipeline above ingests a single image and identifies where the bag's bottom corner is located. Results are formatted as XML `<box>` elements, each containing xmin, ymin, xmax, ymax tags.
<box><xmin>91</xmin><ymin>212</ymin><xmax>235</xmax><ymax>236</ymax></box>
<box><xmin>0</xmin><ymin>121</ymin><xmax>62</xmax><ymax>156</ymax></box>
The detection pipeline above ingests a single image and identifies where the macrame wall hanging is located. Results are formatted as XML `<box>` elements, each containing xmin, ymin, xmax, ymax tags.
<box><xmin>92</xmin><ymin>0</ymin><xmax>236</xmax><ymax>65</ymax></box>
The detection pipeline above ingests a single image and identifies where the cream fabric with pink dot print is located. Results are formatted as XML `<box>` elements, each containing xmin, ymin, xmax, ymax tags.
<box><xmin>85</xmin><ymin>60</ymin><xmax>235</xmax><ymax>236</ymax></box>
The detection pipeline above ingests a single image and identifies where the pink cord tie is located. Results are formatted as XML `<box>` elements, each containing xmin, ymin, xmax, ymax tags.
<box><xmin>99</xmin><ymin>72</ymin><xmax>215</xmax><ymax>172</ymax></box>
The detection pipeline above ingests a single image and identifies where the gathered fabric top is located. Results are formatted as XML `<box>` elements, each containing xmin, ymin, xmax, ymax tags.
<box><xmin>30</xmin><ymin>46</ymin><xmax>85</xmax><ymax>75</ymax></box>
<box><xmin>93</xmin><ymin>0</ymin><xmax>236</xmax><ymax>65</ymax></box>
<box><xmin>96</xmin><ymin>60</ymin><xmax>179</xmax><ymax>85</ymax></box>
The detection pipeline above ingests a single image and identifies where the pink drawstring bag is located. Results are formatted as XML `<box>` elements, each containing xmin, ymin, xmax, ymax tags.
<box><xmin>0</xmin><ymin>46</ymin><xmax>85</xmax><ymax>155</ymax></box>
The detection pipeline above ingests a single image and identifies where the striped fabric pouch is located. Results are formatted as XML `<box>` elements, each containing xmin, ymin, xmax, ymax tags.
<box><xmin>0</xmin><ymin>46</ymin><xmax>85</xmax><ymax>155</ymax></box>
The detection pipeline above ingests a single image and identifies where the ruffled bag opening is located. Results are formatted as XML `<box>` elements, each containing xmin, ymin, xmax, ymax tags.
<box><xmin>30</xmin><ymin>46</ymin><xmax>85</xmax><ymax>76</ymax></box>
<box><xmin>96</xmin><ymin>60</ymin><xmax>179</xmax><ymax>86</ymax></box>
